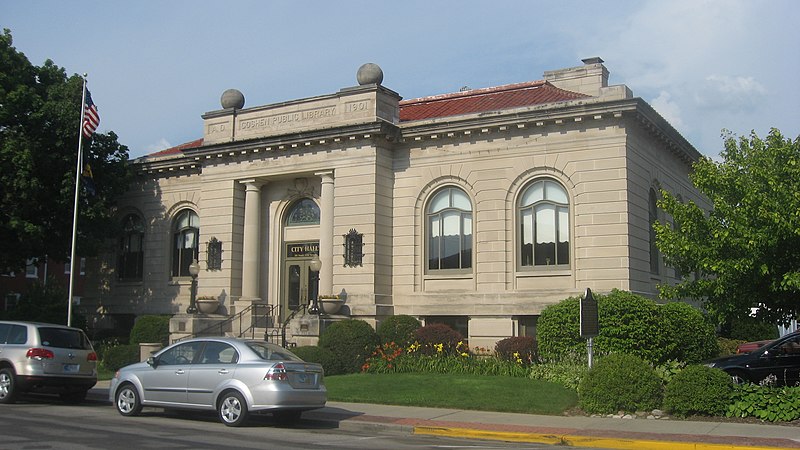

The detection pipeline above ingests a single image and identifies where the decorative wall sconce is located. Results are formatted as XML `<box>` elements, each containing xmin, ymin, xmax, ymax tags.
<box><xmin>207</xmin><ymin>237</ymin><xmax>222</xmax><ymax>271</ymax></box>
<box><xmin>343</xmin><ymin>228</ymin><xmax>364</xmax><ymax>267</ymax></box>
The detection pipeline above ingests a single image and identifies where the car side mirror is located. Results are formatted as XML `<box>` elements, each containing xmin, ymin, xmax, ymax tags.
<box><xmin>147</xmin><ymin>356</ymin><xmax>158</xmax><ymax>368</ymax></box>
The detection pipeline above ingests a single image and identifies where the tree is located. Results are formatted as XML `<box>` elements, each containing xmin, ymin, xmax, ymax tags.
<box><xmin>0</xmin><ymin>29</ymin><xmax>132</xmax><ymax>271</ymax></box>
<box><xmin>654</xmin><ymin>128</ymin><xmax>800</xmax><ymax>324</ymax></box>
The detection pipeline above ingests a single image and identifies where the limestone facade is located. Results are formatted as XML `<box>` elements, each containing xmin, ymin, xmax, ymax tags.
<box><xmin>84</xmin><ymin>58</ymin><xmax>706</xmax><ymax>349</ymax></box>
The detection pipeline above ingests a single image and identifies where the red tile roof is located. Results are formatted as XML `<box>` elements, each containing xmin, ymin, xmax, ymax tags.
<box><xmin>145</xmin><ymin>81</ymin><xmax>588</xmax><ymax>157</ymax></box>
<box><xmin>145</xmin><ymin>138</ymin><xmax>204</xmax><ymax>157</ymax></box>
<box><xmin>399</xmin><ymin>80</ymin><xmax>588</xmax><ymax>122</ymax></box>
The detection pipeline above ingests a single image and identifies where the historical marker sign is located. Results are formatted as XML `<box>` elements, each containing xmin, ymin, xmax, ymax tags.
<box><xmin>580</xmin><ymin>288</ymin><xmax>599</xmax><ymax>337</ymax></box>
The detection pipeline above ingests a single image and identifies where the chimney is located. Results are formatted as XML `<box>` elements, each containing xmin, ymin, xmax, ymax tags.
<box><xmin>544</xmin><ymin>57</ymin><xmax>610</xmax><ymax>97</ymax></box>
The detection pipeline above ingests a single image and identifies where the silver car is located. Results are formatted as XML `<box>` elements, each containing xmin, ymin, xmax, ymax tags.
<box><xmin>0</xmin><ymin>321</ymin><xmax>98</xmax><ymax>403</ymax></box>
<box><xmin>109</xmin><ymin>337</ymin><xmax>326</xmax><ymax>427</ymax></box>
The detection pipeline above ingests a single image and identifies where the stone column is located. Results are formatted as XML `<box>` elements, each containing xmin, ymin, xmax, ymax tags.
<box><xmin>240</xmin><ymin>179</ymin><xmax>264</xmax><ymax>301</ymax></box>
<box><xmin>315</xmin><ymin>171</ymin><xmax>334</xmax><ymax>295</ymax></box>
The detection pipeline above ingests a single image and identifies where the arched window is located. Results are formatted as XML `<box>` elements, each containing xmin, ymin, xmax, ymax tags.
<box><xmin>519</xmin><ymin>180</ymin><xmax>569</xmax><ymax>268</ymax></box>
<box><xmin>427</xmin><ymin>187</ymin><xmax>472</xmax><ymax>271</ymax></box>
<box><xmin>172</xmin><ymin>209</ymin><xmax>199</xmax><ymax>277</ymax></box>
<box><xmin>286</xmin><ymin>198</ymin><xmax>320</xmax><ymax>226</ymax></box>
<box><xmin>118</xmin><ymin>214</ymin><xmax>144</xmax><ymax>280</ymax></box>
<box><xmin>649</xmin><ymin>188</ymin><xmax>660</xmax><ymax>274</ymax></box>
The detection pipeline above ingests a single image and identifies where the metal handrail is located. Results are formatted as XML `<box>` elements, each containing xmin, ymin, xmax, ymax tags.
<box><xmin>280</xmin><ymin>305</ymin><xmax>308</xmax><ymax>348</ymax></box>
<box><xmin>174</xmin><ymin>303</ymin><xmax>278</xmax><ymax>342</ymax></box>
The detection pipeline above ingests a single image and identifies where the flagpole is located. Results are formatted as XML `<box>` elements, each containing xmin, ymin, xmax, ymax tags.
<box><xmin>67</xmin><ymin>75</ymin><xmax>88</xmax><ymax>327</ymax></box>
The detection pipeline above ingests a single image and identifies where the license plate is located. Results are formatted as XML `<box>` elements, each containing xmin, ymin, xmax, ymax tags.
<box><xmin>297</xmin><ymin>373</ymin><xmax>308</xmax><ymax>383</ymax></box>
<box><xmin>63</xmin><ymin>364</ymin><xmax>79</xmax><ymax>373</ymax></box>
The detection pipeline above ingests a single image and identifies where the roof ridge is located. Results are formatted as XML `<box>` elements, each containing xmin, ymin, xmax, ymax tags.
<box><xmin>400</xmin><ymin>80</ymin><xmax>550</xmax><ymax>106</ymax></box>
<box><xmin>146</xmin><ymin>137</ymin><xmax>204</xmax><ymax>157</ymax></box>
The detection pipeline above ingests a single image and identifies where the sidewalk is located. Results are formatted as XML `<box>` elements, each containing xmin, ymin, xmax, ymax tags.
<box><xmin>93</xmin><ymin>381</ymin><xmax>800</xmax><ymax>449</ymax></box>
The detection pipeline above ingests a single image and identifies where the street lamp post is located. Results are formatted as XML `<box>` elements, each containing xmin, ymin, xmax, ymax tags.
<box><xmin>308</xmin><ymin>255</ymin><xmax>321</xmax><ymax>314</ymax></box>
<box><xmin>186</xmin><ymin>260</ymin><xmax>200</xmax><ymax>314</ymax></box>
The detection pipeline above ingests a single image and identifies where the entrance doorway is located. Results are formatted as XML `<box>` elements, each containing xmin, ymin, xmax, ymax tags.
<box><xmin>282</xmin><ymin>242</ymin><xmax>319</xmax><ymax>320</ymax></box>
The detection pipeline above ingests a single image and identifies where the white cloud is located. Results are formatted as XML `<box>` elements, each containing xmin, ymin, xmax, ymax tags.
<box><xmin>694</xmin><ymin>75</ymin><xmax>766</xmax><ymax>112</ymax></box>
<box><xmin>145</xmin><ymin>138</ymin><xmax>172</xmax><ymax>154</ymax></box>
<box><xmin>650</xmin><ymin>91</ymin><xmax>684</xmax><ymax>129</ymax></box>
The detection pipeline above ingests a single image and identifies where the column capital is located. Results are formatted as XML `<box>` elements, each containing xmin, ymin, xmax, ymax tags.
<box><xmin>239</xmin><ymin>179</ymin><xmax>266</xmax><ymax>189</ymax></box>
<box><xmin>314</xmin><ymin>170</ymin><xmax>334</xmax><ymax>182</ymax></box>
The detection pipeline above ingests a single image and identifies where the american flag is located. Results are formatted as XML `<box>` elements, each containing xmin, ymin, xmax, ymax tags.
<box><xmin>82</xmin><ymin>90</ymin><xmax>100</xmax><ymax>138</ymax></box>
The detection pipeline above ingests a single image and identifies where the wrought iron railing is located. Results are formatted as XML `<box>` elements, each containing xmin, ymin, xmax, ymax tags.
<box><xmin>280</xmin><ymin>305</ymin><xmax>308</xmax><ymax>348</ymax></box>
<box><xmin>174</xmin><ymin>303</ymin><xmax>278</xmax><ymax>343</ymax></box>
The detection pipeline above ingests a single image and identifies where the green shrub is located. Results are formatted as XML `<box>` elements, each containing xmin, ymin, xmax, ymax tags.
<box><xmin>292</xmin><ymin>345</ymin><xmax>343</xmax><ymax>375</ymax></box>
<box><xmin>728</xmin><ymin>384</ymin><xmax>800</xmax><ymax>422</ymax></box>
<box><xmin>660</xmin><ymin>302</ymin><xmax>718</xmax><ymax>362</ymax></box>
<box><xmin>654</xmin><ymin>359</ymin><xmax>686</xmax><ymax>385</ymax></box>
<box><xmin>528</xmin><ymin>358</ymin><xmax>588</xmax><ymax>391</ymax></box>
<box><xmin>596</xmin><ymin>291</ymin><xmax>669</xmax><ymax>364</ymax></box>
<box><xmin>318</xmin><ymin>319</ymin><xmax>380</xmax><ymax>374</ymax></box>
<box><xmin>377</xmin><ymin>315</ymin><xmax>421</xmax><ymax>347</ymax></box>
<box><xmin>129</xmin><ymin>315</ymin><xmax>170</xmax><ymax>345</ymax></box>
<box><xmin>93</xmin><ymin>338</ymin><xmax>123</xmax><ymax>362</ymax></box>
<box><xmin>536</xmin><ymin>297</ymin><xmax>581</xmax><ymax>362</ymax></box>
<box><xmin>103</xmin><ymin>344</ymin><xmax>140</xmax><ymax>371</ymax></box>
<box><xmin>663</xmin><ymin>365</ymin><xmax>733</xmax><ymax>416</ymax></box>
<box><xmin>413</xmin><ymin>323</ymin><xmax>464</xmax><ymax>355</ymax></box>
<box><xmin>538</xmin><ymin>290</ymin><xmax>719</xmax><ymax>365</ymax></box>
<box><xmin>538</xmin><ymin>290</ymin><xmax>668</xmax><ymax>364</ymax></box>
<box><xmin>495</xmin><ymin>336</ymin><xmax>537</xmax><ymax>365</ymax></box>
<box><xmin>578</xmin><ymin>353</ymin><xmax>662</xmax><ymax>414</ymax></box>
<box><xmin>716</xmin><ymin>337</ymin><xmax>742</xmax><ymax>356</ymax></box>
<box><xmin>723</xmin><ymin>316</ymin><xmax>779</xmax><ymax>341</ymax></box>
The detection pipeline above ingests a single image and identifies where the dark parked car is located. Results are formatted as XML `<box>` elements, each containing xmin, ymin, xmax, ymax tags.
<box><xmin>706</xmin><ymin>331</ymin><xmax>800</xmax><ymax>385</ymax></box>
<box><xmin>736</xmin><ymin>339</ymin><xmax>773</xmax><ymax>354</ymax></box>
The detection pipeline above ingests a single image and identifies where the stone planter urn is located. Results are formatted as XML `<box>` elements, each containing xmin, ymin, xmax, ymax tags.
<box><xmin>196</xmin><ymin>297</ymin><xmax>220</xmax><ymax>314</ymax></box>
<box><xmin>319</xmin><ymin>298</ymin><xmax>345</xmax><ymax>315</ymax></box>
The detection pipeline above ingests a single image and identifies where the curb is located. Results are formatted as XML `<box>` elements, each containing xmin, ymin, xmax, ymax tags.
<box><xmin>93</xmin><ymin>386</ymin><xmax>800</xmax><ymax>450</ymax></box>
<box><xmin>413</xmin><ymin>425</ymin><xmax>799</xmax><ymax>450</ymax></box>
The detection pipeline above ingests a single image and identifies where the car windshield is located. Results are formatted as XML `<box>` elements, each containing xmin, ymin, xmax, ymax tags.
<box><xmin>37</xmin><ymin>327</ymin><xmax>92</xmax><ymax>350</ymax></box>
<box><xmin>247</xmin><ymin>342</ymin><xmax>303</xmax><ymax>361</ymax></box>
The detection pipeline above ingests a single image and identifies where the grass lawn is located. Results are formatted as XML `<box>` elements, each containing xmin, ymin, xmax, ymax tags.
<box><xmin>325</xmin><ymin>372</ymin><xmax>578</xmax><ymax>415</ymax></box>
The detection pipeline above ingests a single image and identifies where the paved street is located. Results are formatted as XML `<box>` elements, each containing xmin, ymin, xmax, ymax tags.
<box><xmin>0</xmin><ymin>393</ymin><xmax>568</xmax><ymax>450</ymax></box>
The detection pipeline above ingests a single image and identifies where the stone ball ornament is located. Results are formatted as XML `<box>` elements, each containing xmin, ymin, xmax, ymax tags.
<box><xmin>220</xmin><ymin>89</ymin><xmax>245</xmax><ymax>109</ymax></box>
<box><xmin>357</xmin><ymin>63</ymin><xmax>383</xmax><ymax>86</ymax></box>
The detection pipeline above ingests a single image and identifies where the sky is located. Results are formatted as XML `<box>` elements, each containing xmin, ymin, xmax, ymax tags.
<box><xmin>4</xmin><ymin>0</ymin><xmax>799</xmax><ymax>159</ymax></box>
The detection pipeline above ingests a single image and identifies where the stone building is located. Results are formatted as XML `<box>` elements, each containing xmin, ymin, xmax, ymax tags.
<box><xmin>84</xmin><ymin>58</ymin><xmax>704</xmax><ymax>348</ymax></box>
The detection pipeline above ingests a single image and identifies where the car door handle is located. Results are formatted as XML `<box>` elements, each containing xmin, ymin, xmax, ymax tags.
<box><xmin>218</xmin><ymin>369</ymin><xmax>229</xmax><ymax>374</ymax></box>
<box><xmin>175</xmin><ymin>369</ymin><xmax>185</xmax><ymax>375</ymax></box>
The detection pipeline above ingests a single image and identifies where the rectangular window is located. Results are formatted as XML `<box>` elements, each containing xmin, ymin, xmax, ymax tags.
<box><xmin>25</xmin><ymin>258</ymin><xmax>38</xmax><ymax>279</ymax></box>
<box><xmin>4</xmin><ymin>293</ymin><xmax>20</xmax><ymax>311</ymax></box>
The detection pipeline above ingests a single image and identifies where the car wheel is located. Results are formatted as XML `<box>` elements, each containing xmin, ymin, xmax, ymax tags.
<box><xmin>115</xmin><ymin>383</ymin><xmax>143</xmax><ymax>416</ymax></box>
<box><xmin>60</xmin><ymin>390</ymin><xmax>88</xmax><ymax>403</ymax></box>
<box><xmin>218</xmin><ymin>391</ymin><xmax>248</xmax><ymax>427</ymax></box>
<box><xmin>728</xmin><ymin>370</ymin><xmax>749</xmax><ymax>385</ymax></box>
<box><xmin>273</xmin><ymin>410</ymin><xmax>302</xmax><ymax>426</ymax></box>
<box><xmin>0</xmin><ymin>368</ymin><xmax>17</xmax><ymax>404</ymax></box>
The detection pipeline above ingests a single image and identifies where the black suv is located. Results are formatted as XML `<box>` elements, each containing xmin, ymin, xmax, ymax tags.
<box><xmin>0</xmin><ymin>321</ymin><xmax>97</xmax><ymax>403</ymax></box>
<box><xmin>706</xmin><ymin>331</ymin><xmax>800</xmax><ymax>385</ymax></box>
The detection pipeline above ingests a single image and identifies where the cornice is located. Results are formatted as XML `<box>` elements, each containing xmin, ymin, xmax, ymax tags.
<box><xmin>133</xmin><ymin>121</ymin><xmax>399</xmax><ymax>178</ymax></box>
<box><xmin>399</xmin><ymin>97</ymin><xmax>701</xmax><ymax>165</ymax></box>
